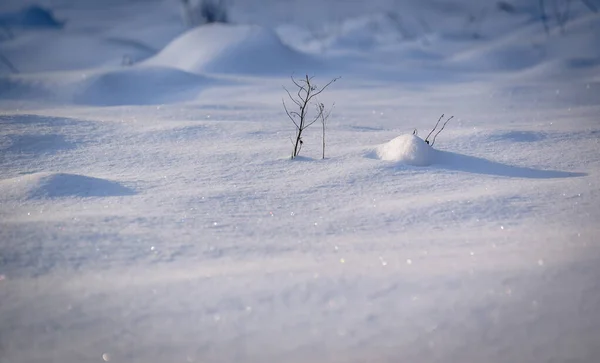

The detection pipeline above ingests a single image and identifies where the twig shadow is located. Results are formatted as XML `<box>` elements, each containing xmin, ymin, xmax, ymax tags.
<box><xmin>433</xmin><ymin>150</ymin><xmax>586</xmax><ymax>179</ymax></box>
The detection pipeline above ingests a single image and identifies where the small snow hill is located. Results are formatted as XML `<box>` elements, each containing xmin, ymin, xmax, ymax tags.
<box><xmin>144</xmin><ymin>23</ymin><xmax>323</xmax><ymax>75</ymax></box>
<box><xmin>373</xmin><ymin>134</ymin><xmax>434</xmax><ymax>166</ymax></box>
<box><xmin>72</xmin><ymin>66</ymin><xmax>214</xmax><ymax>106</ymax></box>
<box><xmin>0</xmin><ymin>173</ymin><xmax>136</xmax><ymax>201</ymax></box>
<box><xmin>0</xmin><ymin>66</ymin><xmax>214</xmax><ymax>106</ymax></box>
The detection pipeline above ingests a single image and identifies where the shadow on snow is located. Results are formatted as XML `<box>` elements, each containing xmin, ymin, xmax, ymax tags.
<box><xmin>434</xmin><ymin>150</ymin><xmax>586</xmax><ymax>179</ymax></box>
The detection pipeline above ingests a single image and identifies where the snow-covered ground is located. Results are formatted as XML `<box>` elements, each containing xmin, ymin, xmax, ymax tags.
<box><xmin>1</xmin><ymin>0</ymin><xmax>600</xmax><ymax>362</ymax></box>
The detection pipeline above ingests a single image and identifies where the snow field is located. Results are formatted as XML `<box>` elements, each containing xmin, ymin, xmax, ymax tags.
<box><xmin>1</xmin><ymin>0</ymin><xmax>600</xmax><ymax>362</ymax></box>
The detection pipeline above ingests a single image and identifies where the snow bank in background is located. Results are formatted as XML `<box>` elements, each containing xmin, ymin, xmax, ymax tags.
<box><xmin>310</xmin><ymin>12</ymin><xmax>418</xmax><ymax>51</ymax></box>
<box><xmin>0</xmin><ymin>66</ymin><xmax>215</xmax><ymax>105</ymax></box>
<box><xmin>0</xmin><ymin>32</ymin><xmax>156</xmax><ymax>73</ymax></box>
<box><xmin>0</xmin><ymin>5</ymin><xmax>64</xmax><ymax>29</ymax></box>
<box><xmin>0</xmin><ymin>172</ymin><xmax>135</xmax><ymax>200</ymax></box>
<box><xmin>145</xmin><ymin>23</ymin><xmax>322</xmax><ymax>75</ymax></box>
<box><xmin>450</xmin><ymin>13</ymin><xmax>600</xmax><ymax>72</ymax></box>
<box><xmin>276</xmin><ymin>12</ymin><xmax>433</xmax><ymax>55</ymax></box>
<box><xmin>73</xmin><ymin>66</ymin><xmax>214</xmax><ymax>106</ymax></box>
<box><xmin>375</xmin><ymin>134</ymin><xmax>434</xmax><ymax>166</ymax></box>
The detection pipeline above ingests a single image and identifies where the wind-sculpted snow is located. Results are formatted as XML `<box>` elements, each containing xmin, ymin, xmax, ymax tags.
<box><xmin>0</xmin><ymin>66</ymin><xmax>218</xmax><ymax>105</ymax></box>
<box><xmin>0</xmin><ymin>172</ymin><xmax>136</xmax><ymax>200</ymax></box>
<box><xmin>145</xmin><ymin>23</ymin><xmax>323</xmax><ymax>75</ymax></box>
<box><xmin>73</xmin><ymin>66</ymin><xmax>216</xmax><ymax>106</ymax></box>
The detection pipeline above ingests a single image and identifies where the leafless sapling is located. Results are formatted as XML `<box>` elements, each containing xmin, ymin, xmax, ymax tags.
<box><xmin>283</xmin><ymin>75</ymin><xmax>338</xmax><ymax>159</ymax></box>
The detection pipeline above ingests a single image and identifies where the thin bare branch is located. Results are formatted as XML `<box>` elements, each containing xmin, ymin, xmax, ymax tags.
<box><xmin>283</xmin><ymin>86</ymin><xmax>302</xmax><ymax>107</ymax></box>
<box><xmin>431</xmin><ymin>115</ymin><xmax>454</xmax><ymax>146</ymax></box>
<box><xmin>306</xmin><ymin>77</ymin><xmax>340</xmax><ymax>103</ymax></box>
<box><xmin>323</xmin><ymin>102</ymin><xmax>335</xmax><ymax>120</ymax></box>
<box><xmin>282</xmin><ymin>98</ymin><xmax>300</xmax><ymax>129</ymax></box>
<box><xmin>425</xmin><ymin>114</ymin><xmax>444</xmax><ymax>143</ymax></box>
<box><xmin>305</xmin><ymin>117</ymin><xmax>320</xmax><ymax>129</ymax></box>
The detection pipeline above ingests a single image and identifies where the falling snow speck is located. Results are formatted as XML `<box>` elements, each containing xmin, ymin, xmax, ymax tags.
<box><xmin>379</xmin><ymin>256</ymin><xmax>387</xmax><ymax>266</ymax></box>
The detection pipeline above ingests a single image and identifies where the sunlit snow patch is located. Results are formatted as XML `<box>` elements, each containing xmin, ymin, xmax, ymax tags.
<box><xmin>374</xmin><ymin>134</ymin><xmax>434</xmax><ymax>166</ymax></box>
<box><xmin>145</xmin><ymin>23</ymin><xmax>322</xmax><ymax>75</ymax></box>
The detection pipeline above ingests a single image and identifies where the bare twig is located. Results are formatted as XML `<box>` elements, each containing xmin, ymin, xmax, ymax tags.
<box><xmin>318</xmin><ymin>102</ymin><xmax>335</xmax><ymax>159</ymax></box>
<box><xmin>431</xmin><ymin>116</ymin><xmax>454</xmax><ymax>146</ymax></box>
<box><xmin>425</xmin><ymin>114</ymin><xmax>444</xmax><ymax>144</ymax></box>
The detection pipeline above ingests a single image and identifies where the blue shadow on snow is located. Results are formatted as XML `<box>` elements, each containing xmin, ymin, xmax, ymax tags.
<box><xmin>434</xmin><ymin>150</ymin><xmax>586</xmax><ymax>179</ymax></box>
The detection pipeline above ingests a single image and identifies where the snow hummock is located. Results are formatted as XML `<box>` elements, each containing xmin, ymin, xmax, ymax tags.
<box><xmin>144</xmin><ymin>23</ymin><xmax>322</xmax><ymax>75</ymax></box>
<box><xmin>0</xmin><ymin>172</ymin><xmax>135</xmax><ymax>200</ymax></box>
<box><xmin>0</xmin><ymin>5</ymin><xmax>64</xmax><ymax>29</ymax></box>
<box><xmin>375</xmin><ymin>134</ymin><xmax>434</xmax><ymax>166</ymax></box>
<box><xmin>72</xmin><ymin>66</ymin><xmax>215</xmax><ymax>106</ymax></box>
<box><xmin>0</xmin><ymin>66</ymin><xmax>215</xmax><ymax>105</ymax></box>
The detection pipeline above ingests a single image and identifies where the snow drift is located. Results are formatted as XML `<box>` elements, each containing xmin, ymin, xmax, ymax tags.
<box><xmin>0</xmin><ymin>66</ymin><xmax>215</xmax><ymax>105</ymax></box>
<box><xmin>0</xmin><ymin>33</ymin><xmax>156</xmax><ymax>74</ymax></box>
<box><xmin>145</xmin><ymin>23</ymin><xmax>322</xmax><ymax>75</ymax></box>
<box><xmin>0</xmin><ymin>5</ymin><xmax>64</xmax><ymax>29</ymax></box>
<box><xmin>450</xmin><ymin>13</ymin><xmax>600</xmax><ymax>72</ymax></box>
<box><xmin>0</xmin><ymin>172</ymin><xmax>136</xmax><ymax>200</ymax></box>
<box><xmin>374</xmin><ymin>134</ymin><xmax>434</xmax><ymax>166</ymax></box>
<box><xmin>73</xmin><ymin>66</ymin><xmax>214</xmax><ymax>106</ymax></box>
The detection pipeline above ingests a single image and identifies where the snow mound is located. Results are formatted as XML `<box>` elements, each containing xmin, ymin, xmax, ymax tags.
<box><xmin>0</xmin><ymin>66</ymin><xmax>214</xmax><ymax>105</ymax></box>
<box><xmin>313</xmin><ymin>12</ymin><xmax>418</xmax><ymax>51</ymax></box>
<box><xmin>73</xmin><ymin>66</ymin><xmax>214</xmax><ymax>106</ymax></box>
<box><xmin>0</xmin><ymin>173</ymin><xmax>136</xmax><ymax>200</ymax></box>
<box><xmin>375</xmin><ymin>134</ymin><xmax>434</xmax><ymax>166</ymax></box>
<box><xmin>0</xmin><ymin>33</ymin><xmax>155</xmax><ymax>74</ymax></box>
<box><xmin>450</xmin><ymin>13</ymin><xmax>600</xmax><ymax>72</ymax></box>
<box><xmin>0</xmin><ymin>5</ymin><xmax>64</xmax><ymax>29</ymax></box>
<box><xmin>145</xmin><ymin>23</ymin><xmax>322</xmax><ymax>75</ymax></box>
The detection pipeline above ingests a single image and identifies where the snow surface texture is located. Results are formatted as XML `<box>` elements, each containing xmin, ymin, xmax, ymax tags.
<box><xmin>1</xmin><ymin>1</ymin><xmax>600</xmax><ymax>363</ymax></box>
